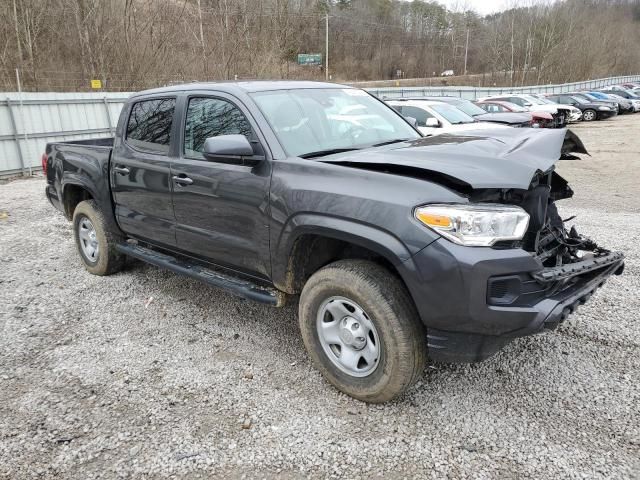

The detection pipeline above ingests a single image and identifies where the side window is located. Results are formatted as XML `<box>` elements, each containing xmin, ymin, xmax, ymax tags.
<box><xmin>184</xmin><ymin>97</ymin><xmax>253</xmax><ymax>159</ymax></box>
<box><xmin>401</xmin><ymin>106</ymin><xmax>434</xmax><ymax>127</ymax></box>
<box><xmin>509</xmin><ymin>97</ymin><xmax>525</xmax><ymax>107</ymax></box>
<box><xmin>126</xmin><ymin>98</ymin><xmax>176</xmax><ymax>154</ymax></box>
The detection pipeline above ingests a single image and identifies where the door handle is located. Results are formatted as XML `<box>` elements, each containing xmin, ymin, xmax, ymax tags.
<box><xmin>173</xmin><ymin>175</ymin><xmax>193</xmax><ymax>186</ymax></box>
<box><xmin>114</xmin><ymin>166</ymin><xmax>130</xmax><ymax>175</ymax></box>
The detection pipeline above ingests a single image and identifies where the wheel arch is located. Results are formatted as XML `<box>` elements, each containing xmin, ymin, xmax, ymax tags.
<box><xmin>62</xmin><ymin>181</ymin><xmax>96</xmax><ymax>220</ymax></box>
<box><xmin>273</xmin><ymin>214</ymin><xmax>421</xmax><ymax>295</ymax></box>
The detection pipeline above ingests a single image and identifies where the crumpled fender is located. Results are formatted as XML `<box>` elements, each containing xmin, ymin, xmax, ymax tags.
<box><xmin>561</xmin><ymin>129</ymin><xmax>589</xmax><ymax>159</ymax></box>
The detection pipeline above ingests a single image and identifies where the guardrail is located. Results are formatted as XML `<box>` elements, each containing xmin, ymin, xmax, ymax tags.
<box><xmin>1</xmin><ymin>74</ymin><xmax>639</xmax><ymax>177</ymax></box>
<box><xmin>365</xmin><ymin>75</ymin><xmax>640</xmax><ymax>100</ymax></box>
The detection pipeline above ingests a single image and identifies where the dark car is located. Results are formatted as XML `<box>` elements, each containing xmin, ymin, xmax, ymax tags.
<box><xmin>42</xmin><ymin>81</ymin><xmax>623</xmax><ymax>403</ymax></box>
<box><xmin>599</xmin><ymin>87</ymin><xmax>640</xmax><ymax>101</ymax></box>
<box><xmin>412</xmin><ymin>96</ymin><xmax>534</xmax><ymax>127</ymax></box>
<box><xmin>598</xmin><ymin>88</ymin><xmax>640</xmax><ymax>112</ymax></box>
<box><xmin>570</xmin><ymin>92</ymin><xmax>629</xmax><ymax>113</ymax></box>
<box><xmin>546</xmin><ymin>94</ymin><xmax>617</xmax><ymax>121</ymax></box>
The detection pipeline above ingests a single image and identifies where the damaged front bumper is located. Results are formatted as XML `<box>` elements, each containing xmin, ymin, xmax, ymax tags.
<box><xmin>404</xmin><ymin>238</ymin><xmax>624</xmax><ymax>364</ymax></box>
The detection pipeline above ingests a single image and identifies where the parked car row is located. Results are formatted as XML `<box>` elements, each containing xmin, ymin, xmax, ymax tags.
<box><xmin>384</xmin><ymin>83</ymin><xmax>640</xmax><ymax>136</ymax></box>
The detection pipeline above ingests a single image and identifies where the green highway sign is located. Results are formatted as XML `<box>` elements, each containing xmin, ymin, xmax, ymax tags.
<box><xmin>297</xmin><ymin>53</ymin><xmax>322</xmax><ymax>66</ymax></box>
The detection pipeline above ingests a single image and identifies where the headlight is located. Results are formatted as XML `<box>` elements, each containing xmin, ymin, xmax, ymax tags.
<box><xmin>599</xmin><ymin>106</ymin><xmax>611</xmax><ymax>111</ymax></box>
<box><xmin>414</xmin><ymin>204</ymin><xmax>530</xmax><ymax>246</ymax></box>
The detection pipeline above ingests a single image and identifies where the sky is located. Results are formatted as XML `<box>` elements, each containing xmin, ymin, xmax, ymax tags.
<box><xmin>433</xmin><ymin>0</ymin><xmax>512</xmax><ymax>15</ymax></box>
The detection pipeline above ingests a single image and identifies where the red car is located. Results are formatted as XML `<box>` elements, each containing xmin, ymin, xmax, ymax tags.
<box><xmin>475</xmin><ymin>100</ymin><xmax>555</xmax><ymax>128</ymax></box>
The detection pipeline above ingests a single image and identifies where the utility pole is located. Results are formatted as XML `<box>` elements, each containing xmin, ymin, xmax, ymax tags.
<box><xmin>463</xmin><ymin>29</ymin><xmax>469</xmax><ymax>76</ymax></box>
<box><xmin>325</xmin><ymin>13</ymin><xmax>329</xmax><ymax>81</ymax></box>
<box><xmin>12</xmin><ymin>0</ymin><xmax>23</xmax><ymax>68</ymax></box>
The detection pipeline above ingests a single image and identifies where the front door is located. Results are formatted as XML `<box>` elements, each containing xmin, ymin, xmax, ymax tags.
<box><xmin>171</xmin><ymin>94</ymin><xmax>272</xmax><ymax>278</ymax></box>
<box><xmin>111</xmin><ymin>97</ymin><xmax>177</xmax><ymax>247</ymax></box>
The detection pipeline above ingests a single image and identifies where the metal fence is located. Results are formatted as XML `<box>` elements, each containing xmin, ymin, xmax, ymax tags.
<box><xmin>0</xmin><ymin>92</ymin><xmax>129</xmax><ymax>177</ymax></box>
<box><xmin>1</xmin><ymin>74</ymin><xmax>639</xmax><ymax>177</ymax></box>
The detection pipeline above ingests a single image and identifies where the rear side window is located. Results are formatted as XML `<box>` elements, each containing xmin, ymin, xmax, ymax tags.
<box><xmin>484</xmin><ymin>104</ymin><xmax>504</xmax><ymax>112</ymax></box>
<box><xmin>126</xmin><ymin>98</ymin><xmax>176</xmax><ymax>153</ymax></box>
<box><xmin>183</xmin><ymin>97</ymin><xmax>252</xmax><ymax>159</ymax></box>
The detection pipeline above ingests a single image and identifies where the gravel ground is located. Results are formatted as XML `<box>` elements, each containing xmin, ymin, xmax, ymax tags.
<box><xmin>1</xmin><ymin>115</ymin><xmax>639</xmax><ymax>479</ymax></box>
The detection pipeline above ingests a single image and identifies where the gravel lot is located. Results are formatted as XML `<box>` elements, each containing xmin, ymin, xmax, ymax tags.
<box><xmin>1</xmin><ymin>115</ymin><xmax>639</xmax><ymax>479</ymax></box>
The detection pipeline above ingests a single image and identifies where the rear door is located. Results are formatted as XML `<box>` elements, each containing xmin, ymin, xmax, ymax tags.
<box><xmin>111</xmin><ymin>97</ymin><xmax>178</xmax><ymax>247</ymax></box>
<box><xmin>170</xmin><ymin>93</ymin><xmax>272</xmax><ymax>278</ymax></box>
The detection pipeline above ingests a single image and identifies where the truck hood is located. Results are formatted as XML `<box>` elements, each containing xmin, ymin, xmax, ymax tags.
<box><xmin>316</xmin><ymin>128</ymin><xmax>578</xmax><ymax>190</ymax></box>
<box><xmin>473</xmin><ymin>112</ymin><xmax>532</xmax><ymax>124</ymax></box>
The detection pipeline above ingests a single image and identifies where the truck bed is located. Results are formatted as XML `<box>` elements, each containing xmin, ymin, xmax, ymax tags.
<box><xmin>44</xmin><ymin>138</ymin><xmax>115</xmax><ymax>226</ymax></box>
<box><xmin>52</xmin><ymin>137</ymin><xmax>114</xmax><ymax>148</ymax></box>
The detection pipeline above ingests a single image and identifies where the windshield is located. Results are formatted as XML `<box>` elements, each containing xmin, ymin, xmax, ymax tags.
<box><xmin>452</xmin><ymin>100</ymin><xmax>487</xmax><ymax>117</ymax></box>
<box><xmin>249</xmin><ymin>88</ymin><xmax>419</xmax><ymax>157</ymax></box>
<box><xmin>522</xmin><ymin>95</ymin><xmax>548</xmax><ymax>105</ymax></box>
<box><xmin>502</xmin><ymin>102</ymin><xmax>528</xmax><ymax>112</ymax></box>
<box><xmin>431</xmin><ymin>104</ymin><xmax>476</xmax><ymax>124</ymax></box>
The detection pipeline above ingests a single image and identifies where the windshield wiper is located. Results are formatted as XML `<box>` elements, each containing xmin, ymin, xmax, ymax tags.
<box><xmin>299</xmin><ymin>148</ymin><xmax>360</xmax><ymax>159</ymax></box>
<box><xmin>372</xmin><ymin>138</ymin><xmax>410</xmax><ymax>147</ymax></box>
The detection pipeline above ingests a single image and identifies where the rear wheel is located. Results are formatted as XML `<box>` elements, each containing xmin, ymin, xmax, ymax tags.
<box><xmin>72</xmin><ymin>200</ymin><xmax>125</xmax><ymax>276</ymax></box>
<box><xmin>582</xmin><ymin>109</ymin><xmax>597</xmax><ymax>121</ymax></box>
<box><xmin>299</xmin><ymin>260</ymin><xmax>427</xmax><ymax>403</ymax></box>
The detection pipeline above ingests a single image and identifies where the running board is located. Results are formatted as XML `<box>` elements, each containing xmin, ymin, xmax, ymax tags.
<box><xmin>116</xmin><ymin>243</ymin><xmax>286</xmax><ymax>307</ymax></box>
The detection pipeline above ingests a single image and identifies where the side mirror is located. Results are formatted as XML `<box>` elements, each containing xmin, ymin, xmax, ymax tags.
<box><xmin>425</xmin><ymin>117</ymin><xmax>440</xmax><ymax>128</ymax></box>
<box><xmin>203</xmin><ymin>135</ymin><xmax>260</xmax><ymax>165</ymax></box>
<box><xmin>405</xmin><ymin>116</ymin><xmax>418</xmax><ymax>127</ymax></box>
<box><xmin>523</xmin><ymin>102</ymin><xmax>533</xmax><ymax>107</ymax></box>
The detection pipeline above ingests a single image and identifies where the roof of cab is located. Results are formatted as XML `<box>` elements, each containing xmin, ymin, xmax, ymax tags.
<box><xmin>130</xmin><ymin>80</ymin><xmax>351</xmax><ymax>98</ymax></box>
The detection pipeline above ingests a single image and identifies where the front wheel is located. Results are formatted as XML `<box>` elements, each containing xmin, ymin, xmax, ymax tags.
<box><xmin>582</xmin><ymin>109</ymin><xmax>597</xmax><ymax>121</ymax></box>
<box><xmin>72</xmin><ymin>200</ymin><xmax>125</xmax><ymax>276</ymax></box>
<box><xmin>299</xmin><ymin>260</ymin><xmax>427</xmax><ymax>403</ymax></box>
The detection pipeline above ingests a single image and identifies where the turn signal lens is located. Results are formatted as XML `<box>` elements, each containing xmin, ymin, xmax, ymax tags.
<box><xmin>415</xmin><ymin>212</ymin><xmax>452</xmax><ymax>228</ymax></box>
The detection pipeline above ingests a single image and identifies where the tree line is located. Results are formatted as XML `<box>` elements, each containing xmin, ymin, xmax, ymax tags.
<box><xmin>1</xmin><ymin>0</ymin><xmax>639</xmax><ymax>92</ymax></box>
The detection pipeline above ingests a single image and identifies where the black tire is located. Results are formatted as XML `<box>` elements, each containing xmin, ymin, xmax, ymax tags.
<box><xmin>72</xmin><ymin>200</ymin><xmax>125</xmax><ymax>276</ymax></box>
<box><xmin>582</xmin><ymin>109</ymin><xmax>597</xmax><ymax>121</ymax></box>
<box><xmin>299</xmin><ymin>260</ymin><xmax>427</xmax><ymax>403</ymax></box>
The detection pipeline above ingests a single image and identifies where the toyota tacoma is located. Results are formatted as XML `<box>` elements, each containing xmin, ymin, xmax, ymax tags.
<box><xmin>43</xmin><ymin>81</ymin><xmax>624</xmax><ymax>402</ymax></box>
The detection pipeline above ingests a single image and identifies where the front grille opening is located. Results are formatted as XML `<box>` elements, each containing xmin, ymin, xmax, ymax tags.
<box><xmin>489</xmin><ymin>280</ymin><xmax>510</xmax><ymax>300</ymax></box>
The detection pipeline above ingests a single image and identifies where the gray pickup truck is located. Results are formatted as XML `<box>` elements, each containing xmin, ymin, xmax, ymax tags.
<box><xmin>43</xmin><ymin>81</ymin><xmax>624</xmax><ymax>402</ymax></box>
